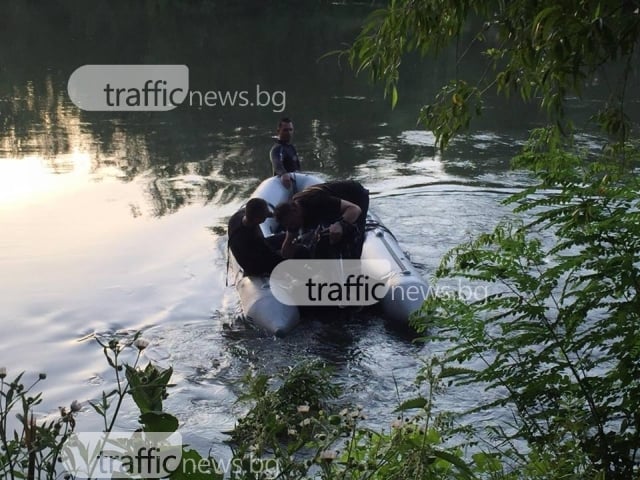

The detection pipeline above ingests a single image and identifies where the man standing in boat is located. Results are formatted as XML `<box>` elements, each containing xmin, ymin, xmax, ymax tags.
<box><xmin>274</xmin><ymin>180</ymin><xmax>369</xmax><ymax>260</ymax></box>
<box><xmin>270</xmin><ymin>117</ymin><xmax>300</xmax><ymax>190</ymax></box>
<box><xmin>227</xmin><ymin>198</ymin><xmax>283</xmax><ymax>275</ymax></box>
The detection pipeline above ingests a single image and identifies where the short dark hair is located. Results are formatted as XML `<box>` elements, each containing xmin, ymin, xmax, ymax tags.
<box><xmin>273</xmin><ymin>201</ymin><xmax>295</xmax><ymax>225</ymax></box>
<box><xmin>245</xmin><ymin>198</ymin><xmax>271</xmax><ymax>222</ymax></box>
<box><xmin>277</xmin><ymin>117</ymin><xmax>292</xmax><ymax>129</ymax></box>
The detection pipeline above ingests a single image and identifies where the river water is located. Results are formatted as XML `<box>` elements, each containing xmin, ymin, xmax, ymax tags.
<box><xmin>0</xmin><ymin>0</ymin><xmax>614</xmax><ymax>457</ymax></box>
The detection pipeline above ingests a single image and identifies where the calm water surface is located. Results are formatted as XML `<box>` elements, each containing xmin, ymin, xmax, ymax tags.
<box><xmin>0</xmin><ymin>0</ymin><xmax>602</xmax><ymax>455</ymax></box>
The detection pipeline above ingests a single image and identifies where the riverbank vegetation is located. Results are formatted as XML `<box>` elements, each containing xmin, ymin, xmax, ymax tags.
<box><xmin>347</xmin><ymin>0</ymin><xmax>640</xmax><ymax>478</ymax></box>
<box><xmin>4</xmin><ymin>342</ymin><xmax>585</xmax><ymax>479</ymax></box>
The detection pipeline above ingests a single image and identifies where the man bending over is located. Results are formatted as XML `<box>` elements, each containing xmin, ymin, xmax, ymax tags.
<box><xmin>274</xmin><ymin>180</ymin><xmax>369</xmax><ymax>259</ymax></box>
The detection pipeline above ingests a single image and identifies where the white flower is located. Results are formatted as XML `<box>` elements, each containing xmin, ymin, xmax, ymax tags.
<box><xmin>391</xmin><ymin>419</ymin><xmax>403</xmax><ymax>429</ymax></box>
<box><xmin>287</xmin><ymin>428</ymin><xmax>297</xmax><ymax>436</ymax></box>
<box><xmin>300</xmin><ymin>418</ymin><xmax>311</xmax><ymax>427</ymax></box>
<box><xmin>133</xmin><ymin>338</ymin><xmax>150</xmax><ymax>351</ymax></box>
<box><xmin>297</xmin><ymin>405</ymin><xmax>310</xmax><ymax>414</ymax></box>
<box><xmin>70</xmin><ymin>400</ymin><xmax>82</xmax><ymax>412</ymax></box>
<box><xmin>319</xmin><ymin>450</ymin><xmax>337</xmax><ymax>462</ymax></box>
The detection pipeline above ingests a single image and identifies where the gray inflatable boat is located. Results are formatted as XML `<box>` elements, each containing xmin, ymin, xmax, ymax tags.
<box><xmin>232</xmin><ymin>173</ymin><xmax>431</xmax><ymax>336</ymax></box>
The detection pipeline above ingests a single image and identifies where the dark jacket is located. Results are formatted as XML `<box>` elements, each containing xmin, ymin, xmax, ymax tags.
<box><xmin>228</xmin><ymin>208</ymin><xmax>283</xmax><ymax>275</ymax></box>
<box><xmin>270</xmin><ymin>140</ymin><xmax>300</xmax><ymax>175</ymax></box>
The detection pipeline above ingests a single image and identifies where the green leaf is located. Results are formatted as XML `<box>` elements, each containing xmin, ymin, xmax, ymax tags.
<box><xmin>391</xmin><ymin>85</ymin><xmax>398</xmax><ymax>109</ymax></box>
<box><xmin>432</xmin><ymin>449</ymin><xmax>477</xmax><ymax>479</ymax></box>
<box><xmin>393</xmin><ymin>397</ymin><xmax>427</xmax><ymax>412</ymax></box>
<box><xmin>88</xmin><ymin>400</ymin><xmax>104</xmax><ymax>416</ymax></box>
<box><xmin>126</xmin><ymin>363</ymin><xmax>173</xmax><ymax>414</ymax></box>
<box><xmin>140</xmin><ymin>412</ymin><xmax>179</xmax><ymax>433</ymax></box>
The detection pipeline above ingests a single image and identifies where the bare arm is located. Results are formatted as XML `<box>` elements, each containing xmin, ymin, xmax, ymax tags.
<box><xmin>270</xmin><ymin>145</ymin><xmax>292</xmax><ymax>188</ymax></box>
<box><xmin>328</xmin><ymin>200</ymin><xmax>361</xmax><ymax>244</ymax></box>
<box><xmin>270</xmin><ymin>145</ymin><xmax>286</xmax><ymax>176</ymax></box>
<box><xmin>339</xmin><ymin>200</ymin><xmax>361</xmax><ymax>224</ymax></box>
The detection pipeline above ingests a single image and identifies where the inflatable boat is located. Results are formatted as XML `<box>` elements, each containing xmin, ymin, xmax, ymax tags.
<box><xmin>232</xmin><ymin>173</ymin><xmax>431</xmax><ymax>336</ymax></box>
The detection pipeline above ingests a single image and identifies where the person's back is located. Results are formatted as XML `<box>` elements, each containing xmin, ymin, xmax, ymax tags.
<box><xmin>227</xmin><ymin>199</ymin><xmax>283</xmax><ymax>276</ymax></box>
<box><xmin>291</xmin><ymin>180</ymin><xmax>370</xmax><ymax>259</ymax></box>
<box><xmin>293</xmin><ymin>180</ymin><xmax>369</xmax><ymax>229</ymax></box>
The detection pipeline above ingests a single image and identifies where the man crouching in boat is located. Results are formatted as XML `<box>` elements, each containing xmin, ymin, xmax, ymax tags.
<box><xmin>228</xmin><ymin>198</ymin><xmax>284</xmax><ymax>275</ymax></box>
<box><xmin>274</xmin><ymin>180</ymin><xmax>370</xmax><ymax>260</ymax></box>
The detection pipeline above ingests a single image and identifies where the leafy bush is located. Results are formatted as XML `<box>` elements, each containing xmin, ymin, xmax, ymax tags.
<box><xmin>415</xmin><ymin>139</ymin><xmax>640</xmax><ymax>478</ymax></box>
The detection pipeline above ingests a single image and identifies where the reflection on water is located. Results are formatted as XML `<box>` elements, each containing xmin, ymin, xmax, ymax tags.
<box><xmin>0</xmin><ymin>0</ymin><xmax>595</xmax><ymax>456</ymax></box>
<box><xmin>1</xmin><ymin>1</ymin><xmax>544</xmax><ymax>215</ymax></box>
